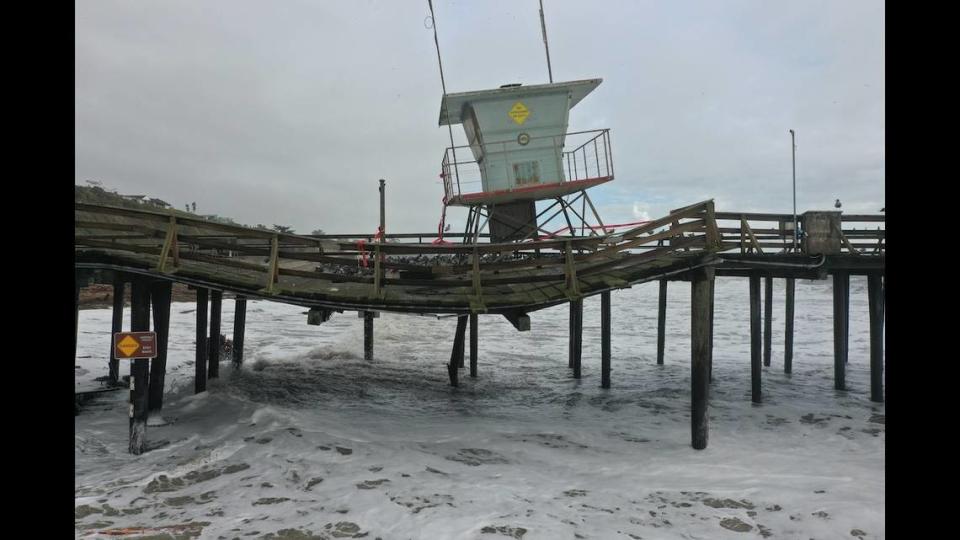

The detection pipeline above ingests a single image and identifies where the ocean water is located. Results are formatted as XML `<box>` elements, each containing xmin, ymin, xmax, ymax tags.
<box><xmin>75</xmin><ymin>275</ymin><xmax>884</xmax><ymax>539</ymax></box>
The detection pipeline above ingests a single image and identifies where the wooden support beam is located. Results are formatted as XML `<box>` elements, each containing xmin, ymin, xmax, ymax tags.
<box><xmin>457</xmin><ymin>315</ymin><xmax>467</xmax><ymax>368</ymax></box>
<box><xmin>148</xmin><ymin>280</ymin><xmax>172</xmax><ymax>412</ymax></box>
<box><xmin>364</xmin><ymin>311</ymin><xmax>374</xmax><ymax>361</ymax></box>
<box><xmin>76</xmin><ymin>272</ymin><xmax>85</xmax><ymax>361</ymax></box>
<box><xmin>307</xmin><ymin>308</ymin><xmax>334</xmax><ymax>325</ymax></box>
<box><xmin>833</xmin><ymin>271</ymin><xmax>849</xmax><ymax>390</ymax></box>
<box><xmin>208</xmin><ymin>290</ymin><xmax>222</xmax><ymax>379</ymax></box>
<box><xmin>266</xmin><ymin>234</ymin><xmax>280</xmax><ymax>294</ymax></box>
<box><xmin>657</xmin><ymin>279</ymin><xmax>667</xmax><ymax>365</ymax></box>
<box><xmin>109</xmin><ymin>276</ymin><xmax>126</xmax><ymax>386</ymax></box>
<box><xmin>469</xmin><ymin>313</ymin><xmax>478</xmax><ymax>378</ymax></box>
<box><xmin>691</xmin><ymin>267</ymin><xmax>714</xmax><ymax>450</ymax></box>
<box><xmin>764</xmin><ymin>276</ymin><xmax>773</xmax><ymax>367</ymax></box>
<box><xmin>448</xmin><ymin>315</ymin><xmax>468</xmax><ymax>387</ymax></box>
<box><xmin>564</xmin><ymin>241</ymin><xmax>582</xmax><ymax>298</ymax></box>
<box><xmin>708</xmin><ymin>278</ymin><xmax>715</xmax><ymax>383</ymax></box>
<box><xmin>570</xmin><ymin>299</ymin><xmax>583</xmax><ymax>378</ymax></box>
<box><xmin>601</xmin><ymin>290</ymin><xmax>611</xmax><ymax>389</ymax></box>
<box><xmin>749</xmin><ymin>274</ymin><xmax>762</xmax><ymax>403</ymax></box>
<box><xmin>156</xmin><ymin>215</ymin><xmax>179</xmax><ymax>272</ymax></box>
<box><xmin>233</xmin><ymin>296</ymin><xmax>247</xmax><ymax>368</ymax></box>
<box><xmin>129</xmin><ymin>279</ymin><xmax>151</xmax><ymax>455</ymax></box>
<box><xmin>868</xmin><ymin>274</ymin><xmax>884</xmax><ymax>402</ymax></box>
<box><xmin>502</xmin><ymin>311</ymin><xmax>530</xmax><ymax>332</ymax></box>
<box><xmin>195</xmin><ymin>288</ymin><xmax>208</xmax><ymax>394</ymax></box>
<box><xmin>844</xmin><ymin>274</ymin><xmax>850</xmax><ymax>364</ymax></box>
<box><xmin>784</xmin><ymin>278</ymin><xmax>795</xmax><ymax>374</ymax></box>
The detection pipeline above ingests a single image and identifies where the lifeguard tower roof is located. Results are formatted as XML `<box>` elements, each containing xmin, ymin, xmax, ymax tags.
<box><xmin>439</xmin><ymin>78</ymin><xmax>602</xmax><ymax>126</ymax></box>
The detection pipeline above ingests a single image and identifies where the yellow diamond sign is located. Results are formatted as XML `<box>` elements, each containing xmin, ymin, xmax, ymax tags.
<box><xmin>508</xmin><ymin>102</ymin><xmax>530</xmax><ymax>125</ymax></box>
<box><xmin>117</xmin><ymin>335</ymin><xmax>140</xmax><ymax>357</ymax></box>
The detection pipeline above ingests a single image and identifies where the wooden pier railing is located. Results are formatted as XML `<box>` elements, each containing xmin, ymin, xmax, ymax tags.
<box><xmin>75</xmin><ymin>200</ymin><xmax>724</xmax><ymax>313</ymax></box>
<box><xmin>713</xmin><ymin>212</ymin><xmax>885</xmax><ymax>255</ymax></box>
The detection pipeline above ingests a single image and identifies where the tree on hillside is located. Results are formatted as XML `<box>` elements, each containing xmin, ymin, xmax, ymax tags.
<box><xmin>311</xmin><ymin>229</ymin><xmax>326</xmax><ymax>236</ymax></box>
<box><xmin>272</xmin><ymin>224</ymin><xmax>294</xmax><ymax>234</ymax></box>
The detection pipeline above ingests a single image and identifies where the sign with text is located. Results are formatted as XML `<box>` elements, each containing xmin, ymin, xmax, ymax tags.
<box><xmin>113</xmin><ymin>332</ymin><xmax>157</xmax><ymax>360</ymax></box>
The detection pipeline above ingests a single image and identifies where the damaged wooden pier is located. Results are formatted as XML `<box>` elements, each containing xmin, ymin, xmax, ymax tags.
<box><xmin>75</xmin><ymin>199</ymin><xmax>884</xmax><ymax>453</ymax></box>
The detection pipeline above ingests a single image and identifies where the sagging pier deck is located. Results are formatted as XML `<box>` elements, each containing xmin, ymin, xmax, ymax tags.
<box><xmin>75</xmin><ymin>200</ymin><xmax>884</xmax><ymax>453</ymax></box>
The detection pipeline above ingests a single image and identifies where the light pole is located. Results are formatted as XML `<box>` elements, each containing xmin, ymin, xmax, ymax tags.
<box><xmin>790</xmin><ymin>129</ymin><xmax>797</xmax><ymax>250</ymax></box>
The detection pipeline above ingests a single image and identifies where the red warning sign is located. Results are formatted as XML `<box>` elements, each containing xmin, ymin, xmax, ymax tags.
<box><xmin>113</xmin><ymin>332</ymin><xmax>158</xmax><ymax>359</ymax></box>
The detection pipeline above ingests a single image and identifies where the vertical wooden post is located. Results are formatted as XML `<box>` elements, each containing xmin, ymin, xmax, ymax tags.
<box><xmin>749</xmin><ymin>274</ymin><xmax>762</xmax><ymax>403</ymax></box>
<box><xmin>601</xmin><ymin>291</ymin><xmax>611</xmax><ymax>389</ymax></box>
<box><xmin>148</xmin><ymin>281</ymin><xmax>172</xmax><ymax>412</ymax></box>
<box><xmin>109</xmin><ymin>275</ymin><xmax>126</xmax><ymax>386</ymax></box>
<box><xmin>75</xmin><ymin>277</ymin><xmax>81</xmax><ymax>360</ymax></box>
<box><xmin>568</xmin><ymin>301</ymin><xmax>575</xmax><ymax>368</ymax></box>
<box><xmin>833</xmin><ymin>272</ymin><xmax>849</xmax><ymax>390</ymax></box>
<box><xmin>469</xmin><ymin>313</ymin><xmax>478</xmax><ymax>378</ymax></box>
<box><xmin>691</xmin><ymin>267</ymin><xmax>714</xmax><ymax>450</ymax></box>
<box><xmin>569</xmin><ymin>299</ymin><xmax>583</xmax><ymax>378</ymax></box>
<box><xmin>448</xmin><ymin>316</ymin><xmax>468</xmax><ymax>387</ymax></box>
<box><xmin>129</xmin><ymin>279</ymin><xmax>151</xmax><ymax>455</ymax></box>
<box><xmin>208</xmin><ymin>290</ymin><xmax>222</xmax><ymax>379</ymax></box>
<box><xmin>363</xmin><ymin>311</ymin><xmax>374</xmax><ymax>361</ymax></box>
<box><xmin>457</xmin><ymin>315</ymin><xmax>468</xmax><ymax>368</ymax></box>
<box><xmin>708</xmin><ymin>278</ymin><xmax>715</xmax><ymax>383</ymax></box>
<box><xmin>844</xmin><ymin>276</ymin><xmax>850</xmax><ymax>364</ymax></box>
<box><xmin>868</xmin><ymin>274</ymin><xmax>884</xmax><ymax>402</ymax></box>
<box><xmin>763</xmin><ymin>276</ymin><xmax>773</xmax><ymax>367</ymax></box>
<box><xmin>195</xmin><ymin>288</ymin><xmax>208</xmax><ymax>394</ymax></box>
<box><xmin>784</xmin><ymin>278</ymin><xmax>795</xmax><ymax>374</ymax></box>
<box><xmin>233</xmin><ymin>295</ymin><xmax>247</xmax><ymax>368</ymax></box>
<box><xmin>657</xmin><ymin>279</ymin><xmax>667</xmax><ymax>365</ymax></box>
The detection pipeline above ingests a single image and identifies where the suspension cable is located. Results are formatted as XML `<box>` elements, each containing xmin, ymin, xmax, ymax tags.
<box><xmin>427</xmin><ymin>0</ymin><xmax>461</xmax><ymax>198</ymax></box>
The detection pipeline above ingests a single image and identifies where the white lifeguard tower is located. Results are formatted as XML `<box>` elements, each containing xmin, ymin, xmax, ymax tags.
<box><xmin>438</xmin><ymin>79</ymin><xmax>614</xmax><ymax>242</ymax></box>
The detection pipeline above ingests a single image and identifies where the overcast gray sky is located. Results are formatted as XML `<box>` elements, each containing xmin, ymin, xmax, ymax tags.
<box><xmin>76</xmin><ymin>0</ymin><xmax>884</xmax><ymax>235</ymax></box>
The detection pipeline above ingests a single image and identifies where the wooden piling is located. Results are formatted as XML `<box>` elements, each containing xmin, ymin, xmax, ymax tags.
<box><xmin>749</xmin><ymin>274</ymin><xmax>762</xmax><ymax>403</ymax></box>
<box><xmin>657</xmin><ymin>279</ymin><xmax>667</xmax><ymax>365</ymax></box>
<box><xmin>832</xmin><ymin>272</ymin><xmax>849</xmax><ymax>390</ymax></box>
<box><xmin>147</xmin><ymin>281</ymin><xmax>172</xmax><ymax>412</ymax></box>
<box><xmin>708</xmin><ymin>278</ymin><xmax>715</xmax><ymax>383</ymax></box>
<box><xmin>195</xmin><ymin>288</ymin><xmax>208</xmax><ymax>394</ymax></box>
<box><xmin>764</xmin><ymin>276</ymin><xmax>773</xmax><ymax>367</ymax></box>
<box><xmin>469</xmin><ymin>313</ymin><xmax>478</xmax><ymax>378</ymax></box>
<box><xmin>868</xmin><ymin>273</ymin><xmax>884</xmax><ymax>402</ymax></box>
<box><xmin>233</xmin><ymin>295</ymin><xmax>247</xmax><ymax>368</ymax></box>
<box><xmin>784</xmin><ymin>278</ymin><xmax>795</xmax><ymax>374</ymax></box>
<box><xmin>448</xmin><ymin>315</ymin><xmax>468</xmax><ymax>387</ymax></box>
<box><xmin>457</xmin><ymin>315</ymin><xmax>468</xmax><ymax>369</ymax></box>
<box><xmin>129</xmin><ymin>279</ymin><xmax>151</xmax><ymax>455</ymax></box>
<box><xmin>844</xmin><ymin>275</ymin><xmax>850</xmax><ymax>364</ymax></box>
<box><xmin>691</xmin><ymin>267</ymin><xmax>714</xmax><ymax>450</ymax></box>
<box><xmin>364</xmin><ymin>311</ymin><xmax>374</xmax><ymax>361</ymax></box>
<box><xmin>601</xmin><ymin>291</ymin><xmax>611</xmax><ymax>389</ymax></box>
<box><xmin>109</xmin><ymin>275</ymin><xmax>126</xmax><ymax>386</ymax></box>
<box><xmin>75</xmin><ymin>277</ymin><xmax>81</xmax><ymax>360</ymax></box>
<box><xmin>208</xmin><ymin>290</ymin><xmax>222</xmax><ymax>379</ymax></box>
<box><xmin>569</xmin><ymin>299</ymin><xmax>583</xmax><ymax>378</ymax></box>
